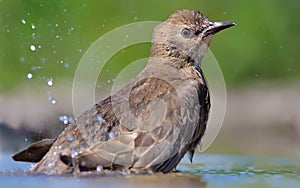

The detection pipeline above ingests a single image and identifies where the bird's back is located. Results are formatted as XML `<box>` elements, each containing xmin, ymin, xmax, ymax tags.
<box><xmin>15</xmin><ymin>59</ymin><xmax>209</xmax><ymax>175</ymax></box>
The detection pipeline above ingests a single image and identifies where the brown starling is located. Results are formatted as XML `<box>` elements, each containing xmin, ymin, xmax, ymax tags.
<box><xmin>12</xmin><ymin>10</ymin><xmax>235</xmax><ymax>175</ymax></box>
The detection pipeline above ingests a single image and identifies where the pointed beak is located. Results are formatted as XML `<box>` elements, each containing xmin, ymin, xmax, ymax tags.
<box><xmin>203</xmin><ymin>21</ymin><xmax>236</xmax><ymax>37</ymax></box>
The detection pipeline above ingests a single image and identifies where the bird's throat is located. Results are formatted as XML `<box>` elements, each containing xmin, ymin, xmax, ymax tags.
<box><xmin>150</xmin><ymin>43</ymin><xmax>195</xmax><ymax>68</ymax></box>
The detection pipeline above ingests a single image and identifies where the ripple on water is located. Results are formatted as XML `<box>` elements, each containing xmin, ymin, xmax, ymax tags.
<box><xmin>1</xmin><ymin>152</ymin><xmax>299</xmax><ymax>188</ymax></box>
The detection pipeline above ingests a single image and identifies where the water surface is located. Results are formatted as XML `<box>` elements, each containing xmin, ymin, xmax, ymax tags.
<box><xmin>0</xmin><ymin>153</ymin><xmax>299</xmax><ymax>188</ymax></box>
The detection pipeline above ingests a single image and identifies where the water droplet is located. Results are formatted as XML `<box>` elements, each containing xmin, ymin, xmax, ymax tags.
<box><xmin>255</xmin><ymin>73</ymin><xmax>258</xmax><ymax>77</ymax></box>
<box><xmin>78</xmin><ymin>49</ymin><xmax>83</xmax><ymax>53</ymax></box>
<box><xmin>125</xmin><ymin>34</ymin><xmax>129</xmax><ymax>38</ymax></box>
<box><xmin>104</xmin><ymin>127</ymin><xmax>108</xmax><ymax>133</ymax></box>
<box><xmin>67</xmin><ymin>136</ymin><xmax>74</xmax><ymax>142</ymax></box>
<box><xmin>55</xmin><ymin>23</ymin><xmax>59</xmax><ymax>27</ymax></box>
<box><xmin>63</xmin><ymin>8</ymin><xmax>67</xmax><ymax>12</ymax></box>
<box><xmin>70</xmin><ymin>27</ymin><xmax>74</xmax><ymax>31</ymax></box>
<box><xmin>31</xmin><ymin>66</ymin><xmax>41</xmax><ymax>71</ymax></box>
<box><xmin>120</xmin><ymin>168</ymin><xmax>131</xmax><ymax>175</ymax></box>
<box><xmin>20</xmin><ymin>56</ymin><xmax>25</xmax><ymax>62</ymax></box>
<box><xmin>280</xmin><ymin>45</ymin><xmax>283</xmax><ymax>49</ymax></box>
<box><xmin>134</xmin><ymin>16</ymin><xmax>138</xmax><ymax>21</ymax></box>
<box><xmin>59</xmin><ymin>115</ymin><xmax>69</xmax><ymax>125</ymax></box>
<box><xmin>27</xmin><ymin>73</ymin><xmax>33</xmax><ymax>79</ymax></box>
<box><xmin>68</xmin><ymin>117</ymin><xmax>74</xmax><ymax>124</ymax></box>
<box><xmin>108</xmin><ymin>132</ymin><xmax>115</xmax><ymax>139</ymax></box>
<box><xmin>96</xmin><ymin>165</ymin><xmax>103</xmax><ymax>172</ymax></box>
<box><xmin>58</xmin><ymin>60</ymin><xmax>64</xmax><ymax>64</ymax></box>
<box><xmin>21</xmin><ymin>19</ymin><xmax>26</xmax><ymax>24</ymax></box>
<box><xmin>24</xmin><ymin>138</ymin><xmax>28</xmax><ymax>142</ymax></box>
<box><xmin>107</xmin><ymin>80</ymin><xmax>111</xmax><ymax>83</ymax></box>
<box><xmin>71</xmin><ymin>151</ymin><xmax>78</xmax><ymax>159</ymax></box>
<box><xmin>49</xmin><ymin>96</ymin><xmax>56</xmax><ymax>104</ymax></box>
<box><xmin>97</xmin><ymin>115</ymin><xmax>104</xmax><ymax>122</ymax></box>
<box><xmin>80</xmin><ymin>161</ymin><xmax>86</xmax><ymax>167</ymax></box>
<box><xmin>41</xmin><ymin>58</ymin><xmax>46</xmax><ymax>64</ymax></box>
<box><xmin>29</xmin><ymin>44</ymin><xmax>36</xmax><ymax>51</ymax></box>
<box><xmin>37</xmin><ymin>45</ymin><xmax>42</xmax><ymax>49</ymax></box>
<box><xmin>145</xmin><ymin>169</ymin><xmax>154</xmax><ymax>174</ymax></box>
<box><xmin>64</xmin><ymin>62</ymin><xmax>69</xmax><ymax>68</ymax></box>
<box><xmin>47</xmin><ymin>78</ymin><xmax>53</xmax><ymax>86</ymax></box>
<box><xmin>31</xmin><ymin>24</ymin><xmax>36</xmax><ymax>29</ymax></box>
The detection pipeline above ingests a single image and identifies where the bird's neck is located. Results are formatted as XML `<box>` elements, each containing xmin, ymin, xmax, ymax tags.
<box><xmin>150</xmin><ymin>43</ymin><xmax>195</xmax><ymax>68</ymax></box>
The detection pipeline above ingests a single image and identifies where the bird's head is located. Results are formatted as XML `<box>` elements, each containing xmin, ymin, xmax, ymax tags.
<box><xmin>151</xmin><ymin>10</ymin><xmax>235</xmax><ymax>65</ymax></box>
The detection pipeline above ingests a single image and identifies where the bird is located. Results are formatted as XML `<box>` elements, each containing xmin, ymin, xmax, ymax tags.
<box><xmin>12</xmin><ymin>10</ymin><xmax>235</xmax><ymax>175</ymax></box>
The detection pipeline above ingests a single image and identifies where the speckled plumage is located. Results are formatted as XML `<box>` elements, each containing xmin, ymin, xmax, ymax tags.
<box><xmin>13</xmin><ymin>10</ymin><xmax>235</xmax><ymax>175</ymax></box>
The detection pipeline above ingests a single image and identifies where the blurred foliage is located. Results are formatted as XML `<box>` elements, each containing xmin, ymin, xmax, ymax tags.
<box><xmin>0</xmin><ymin>0</ymin><xmax>299</xmax><ymax>92</ymax></box>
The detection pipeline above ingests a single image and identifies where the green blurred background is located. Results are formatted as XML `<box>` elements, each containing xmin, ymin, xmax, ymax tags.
<box><xmin>0</xmin><ymin>0</ymin><xmax>299</xmax><ymax>156</ymax></box>
<box><xmin>1</xmin><ymin>0</ymin><xmax>299</xmax><ymax>90</ymax></box>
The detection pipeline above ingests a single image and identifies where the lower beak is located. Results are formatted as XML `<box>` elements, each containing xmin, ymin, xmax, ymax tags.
<box><xmin>204</xmin><ymin>21</ymin><xmax>236</xmax><ymax>37</ymax></box>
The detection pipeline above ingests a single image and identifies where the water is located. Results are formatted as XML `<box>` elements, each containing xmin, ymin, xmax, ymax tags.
<box><xmin>46</xmin><ymin>78</ymin><xmax>53</xmax><ymax>86</ymax></box>
<box><xmin>29</xmin><ymin>45</ymin><xmax>36</xmax><ymax>52</ymax></box>
<box><xmin>0</xmin><ymin>153</ymin><xmax>299</xmax><ymax>188</ymax></box>
<box><xmin>27</xmin><ymin>73</ymin><xmax>33</xmax><ymax>79</ymax></box>
<box><xmin>59</xmin><ymin>116</ymin><xmax>69</xmax><ymax>125</ymax></box>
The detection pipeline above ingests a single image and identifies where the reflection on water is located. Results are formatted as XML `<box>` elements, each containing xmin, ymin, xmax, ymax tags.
<box><xmin>0</xmin><ymin>153</ymin><xmax>299</xmax><ymax>188</ymax></box>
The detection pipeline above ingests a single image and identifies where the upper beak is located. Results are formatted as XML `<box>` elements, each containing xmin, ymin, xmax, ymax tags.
<box><xmin>203</xmin><ymin>21</ymin><xmax>236</xmax><ymax>37</ymax></box>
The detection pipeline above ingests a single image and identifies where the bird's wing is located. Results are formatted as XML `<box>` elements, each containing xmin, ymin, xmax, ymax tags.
<box><xmin>61</xmin><ymin>76</ymin><xmax>202</xmax><ymax>172</ymax></box>
<box><xmin>186</xmin><ymin>67</ymin><xmax>210</xmax><ymax>162</ymax></box>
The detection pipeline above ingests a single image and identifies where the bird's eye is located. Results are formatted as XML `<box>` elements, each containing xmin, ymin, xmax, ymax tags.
<box><xmin>181</xmin><ymin>28</ymin><xmax>191</xmax><ymax>38</ymax></box>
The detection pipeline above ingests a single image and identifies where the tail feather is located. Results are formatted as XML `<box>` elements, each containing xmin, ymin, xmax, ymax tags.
<box><xmin>12</xmin><ymin>139</ymin><xmax>55</xmax><ymax>163</ymax></box>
